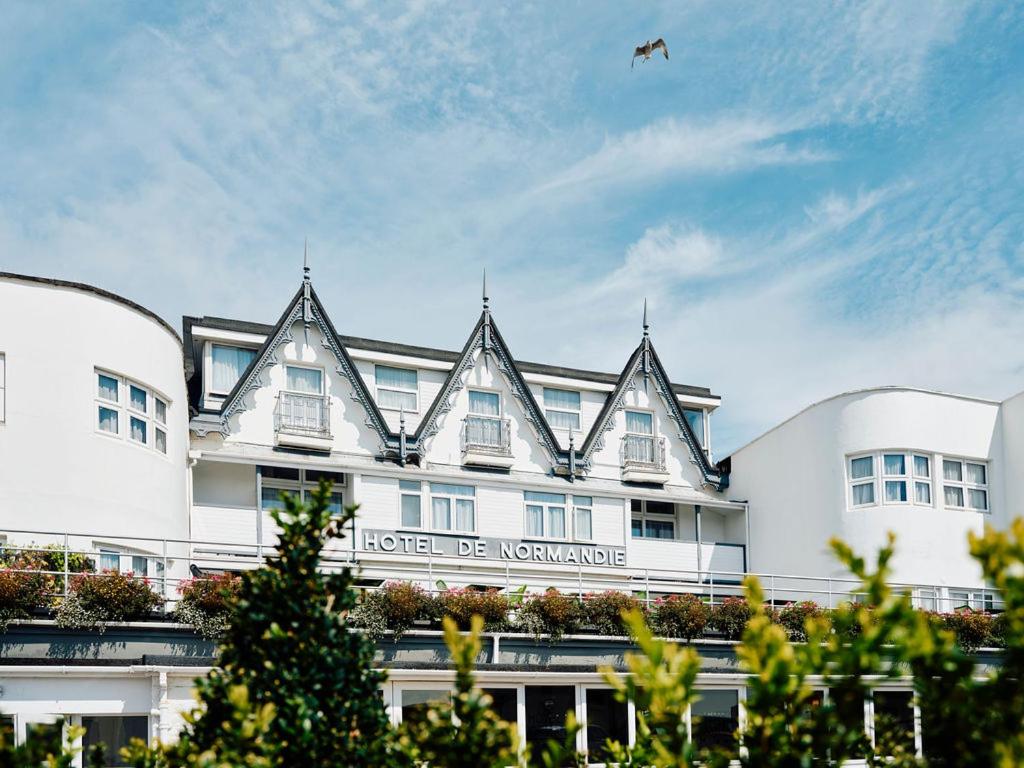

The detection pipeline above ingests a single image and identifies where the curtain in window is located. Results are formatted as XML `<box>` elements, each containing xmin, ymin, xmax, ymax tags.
<box><xmin>379</xmin><ymin>389</ymin><xmax>417</xmax><ymax>410</ymax></box>
<box><xmin>130</xmin><ymin>416</ymin><xmax>147</xmax><ymax>443</ymax></box>
<box><xmin>575</xmin><ymin>508</ymin><xmax>592</xmax><ymax>540</ymax></box>
<box><xmin>943</xmin><ymin>460</ymin><xmax>962</xmax><ymax>482</ymax></box>
<box><xmin>286</xmin><ymin>367</ymin><xmax>323</xmax><ymax>394</ymax></box>
<box><xmin>97</xmin><ymin>374</ymin><xmax>119</xmax><ymax>402</ymax></box>
<box><xmin>543</xmin><ymin>388</ymin><xmax>580</xmax><ymax>410</ymax></box>
<box><xmin>683</xmin><ymin>409</ymin><xmax>705</xmax><ymax>447</ymax></box>
<box><xmin>968</xmin><ymin>489</ymin><xmax>988</xmax><ymax>510</ymax></box>
<box><xmin>212</xmin><ymin>346</ymin><xmax>257</xmax><ymax>392</ymax></box>
<box><xmin>547</xmin><ymin>409</ymin><xmax>580</xmax><ymax>430</ymax></box>
<box><xmin>852</xmin><ymin>482</ymin><xmax>875</xmax><ymax>505</ymax></box>
<box><xmin>966</xmin><ymin>463</ymin><xmax>987</xmax><ymax>485</ymax></box>
<box><xmin>915</xmin><ymin>482</ymin><xmax>932</xmax><ymax>505</ymax></box>
<box><xmin>944</xmin><ymin>485</ymin><xmax>964</xmax><ymax>507</ymax></box>
<box><xmin>401</xmin><ymin>494</ymin><xmax>422</xmax><ymax>527</ymax></box>
<box><xmin>526</xmin><ymin>505</ymin><xmax>544</xmax><ymax>537</ymax></box>
<box><xmin>455</xmin><ymin>499</ymin><xmax>475</xmax><ymax>531</ymax></box>
<box><xmin>547</xmin><ymin>507</ymin><xmax>566</xmax><ymax>538</ymax></box>
<box><xmin>625</xmin><ymin>411</ymin><xmax>653</xmax><ymax>434</ymax></box>
<box><xmin>884</xmin><ymin>480</ymin><xmax>907</xmax><ymax>502</ymax></box>
<box><xmin>850</xmin><ymin>456</ymin><xmax>873</xmax><ymax>479</ymax></box>
<box><xmin>377</xmin><ymin>366</ymin><xmax>417</xmax><ymax>390</ymax></box>
<box><xmin>469</xmin><ymin>391</ymin><xmax>500</xmax><ymax>416</ymax></box>
<box><xmin>130</xmin><ymin>385</ymin><xmax>147</xmax><ymax>413</ymax></box>
<box><xmin>99</xmin><ymin>552</ymin><xmax>120</xmax><ymax>572</ymax></box>
<box><xmin>883</xmin><ymin>454</ymin><xmax>905</xmax><ymax>475</ymax></box>
<box><xmin>98</xmin><ymin>407</ymin><xmax>119</xmax><ymax>434</ymax></box>
<box><xmin>914</xmin><ymin>455</ymin><xmax>930</xmax><ymax>477</ymax></box>
<box><xmin>432</xmin><ymin>498</ymin><xmax>452</xmax><ymax>529</ymax></box>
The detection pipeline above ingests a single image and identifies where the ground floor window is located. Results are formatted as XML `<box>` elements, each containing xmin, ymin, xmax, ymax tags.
<box><xmin>525</xmin><ymin>686</ymin><xmax>576</xmax><ymax>756</ymax></box>
<box><xmin>585</xmin><ymin>688</ymin><xmax>629</xmax><ymax>764</ymax></box>
<box><xmin>82</xmin><ymin>716</ymin><xmax>149</xmax><ymax>767</ymax></box>
<box><xmin>872</xmin><ymin>690</ymin><xmax>916</xmax><ymax>756</ymax></box>
<box><xmin>399</xmin><ymin>688</ymin><xmax>450</xmax><ymax>728</ymax></box>
<box><xmin>691</xmin><ymin>689</ymin><xmax>740</xmax><ymax>752</ymax></box>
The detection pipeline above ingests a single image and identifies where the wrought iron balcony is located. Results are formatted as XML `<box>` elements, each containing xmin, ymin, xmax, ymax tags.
<box><xmin>620</xmin><ymin>434</ymin><xmax>668</xmax><ymax>481</ymax></box>
<box><xmin>461</xmin><ymin>415</ymin><xmax>512</xmax><ymax>462</ymax></box>
<box><xmin>274</xmin><ymin>392</ymin><xmax>331</xmax><ymax>438</ymax></box>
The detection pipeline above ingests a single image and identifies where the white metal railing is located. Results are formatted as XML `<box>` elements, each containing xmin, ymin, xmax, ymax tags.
<box><xmin>621</xmin><ymin>434</ymin><xmax>667</xmax><ymax>472</ymax></box>
<box><xmin>274</xmin><ymin>392</ymin><xmax>330</xmax><ymax>437</ymax></box>
<box><xmin>0</xmin><ymin>526</ymin><xmax>1002</xmax><ymax>617</ymax></box>
<box><xmin>461</xmin><ymin>415</ymin><xmax>512</xmax><ymax>455</ymax></box>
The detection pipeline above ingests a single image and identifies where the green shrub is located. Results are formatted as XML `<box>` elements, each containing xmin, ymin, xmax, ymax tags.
<box><xmin>54</xmin><ymin>570</ymin><xmax>162</xmax><ymax>631</ymax></box>
<box><xmin>0</xmin><ymin>569</ymin><xmax>49</xmax><ymax>632</ymax></box>
<box><xmin>650</xmin><ymin>593</ymin><xmax>710</xmax><ymax>640</ymax></box>
<box><xmin>350</xmin><ymin>580</ymin><xmax>433</xmax><ymax>640</ymax></box>
<box><xmin>710</xmin><ymin>596</ymin><xmax>755</xmax><ymax>640</ymax></box>
<box><xmin>516</xmin><ymin>588</ymin><xmax>583</xmax><ymax>641</ymax></box>
<box><xmin>436</xmin><ymin>588</ymin><xmax>509</xmax><ymax>631</ymax></box>
<box><xmin>582</xmin><ymin>590</ymin><xmax>646</xmax><ymax>635</ymax></box>
<box><xmin>989</xmin><ymin>611</ymin><xmax>1008</xmax><ymax>648</ymax></box>
<box><xmin>778</xmin><ymin>601</ymin><xmax>827</xmax><ymax>642</ymax></box>
<box><xmin>942</xmin><ymin>608</ymin><xmax>993</xmax><ymax>652</ymax></box>
<box><xmin>0</xmin><ymin>543</ymin><xmax>94</xmax><ymax>576</ymax></box>
<box><xmin>176</xmin><ymin>573</ymin><xmax>241</xmax><ymax>640</ymax></box>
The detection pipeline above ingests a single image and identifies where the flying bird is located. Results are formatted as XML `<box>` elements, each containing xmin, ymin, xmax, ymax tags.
<box><xmin>632</xmin><ymin>38</ymin><xmax>669</xmax><ymax>68</ymax></box>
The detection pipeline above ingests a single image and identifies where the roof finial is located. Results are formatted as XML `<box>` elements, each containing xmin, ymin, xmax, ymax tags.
<box><xmin>398</xmin><ymin>406</ymin><xmax>408</xmax><ymax>466</ymax></box>
<box><xmin>642</xmin><ymin>298</ymin><xmax>649</xmax><ymax>338</ymax></box>
<box><xmin>482</xmin><ymin>268</ymin><xmax>489</xmax><ymax>312</ymax></box>
<box><xmin>303</xmin><ymin>238</ymin><xmax>310</xmax><ymax>283</ymax></box>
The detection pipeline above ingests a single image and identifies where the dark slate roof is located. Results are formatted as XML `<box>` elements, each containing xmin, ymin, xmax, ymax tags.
<box><xmin>1</xmin><ymin>272</ymin><xmax>181</xmax><ymax>343</ymax></box>
<box><xmin>182</xmin><ymin>313</ymin><xmax>720</xmax><ymax>409</ymax></box>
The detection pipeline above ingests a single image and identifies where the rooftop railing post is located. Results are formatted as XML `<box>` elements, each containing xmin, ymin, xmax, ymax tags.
<box><xmin>827</xmin><ymin>579</ymin><xmax>833</xmax><ymax>609</ymax></box>
<box><xmin>62</xmin><ymin>532</ymin><xmax>70</xmax><ymax>600</ymax></box>
<box><xmin>578</xmin><ymin>563</ymin><xmax>583</xmax><ymax>600</ymax></box>
<box><xmin>505</xmin><ymin>561</ymin><xmax>510</xmax><ymax>593</ymax></box>
<box><xmin>770</xmin><ymin>574</ymin><xmax>776</xmax><ymax>606</ymax></box>
<box><xmin>709</xmin><ymin>572</ymin><xmax>715</xmax><ymax>606</ymax></box>
<box><xmin>644</xmin><ymin>569</ymin><xmax>651</xmax><ymax>609</ymax></box>
<box><xmin>162</xmin><ymin>539</ymin><xmax>169</xmax><ymax>603</ymax></box>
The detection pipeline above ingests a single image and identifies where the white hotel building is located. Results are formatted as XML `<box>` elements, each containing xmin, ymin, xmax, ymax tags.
<box><xmin>0</xmin><ymin>269</ymin><xmax>1020</xmax><ymax>763</ymax></box>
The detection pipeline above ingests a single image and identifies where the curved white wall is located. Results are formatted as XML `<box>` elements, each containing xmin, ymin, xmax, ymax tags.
<box><xmin>728</xmin><ymin>388</ymin><xmax>1005</xmax><ymax>589</ymax></box>
<box><xmin>0</xmin><ymin>275</ymin><xmax>188</xmax><ymax>547</ymax></box>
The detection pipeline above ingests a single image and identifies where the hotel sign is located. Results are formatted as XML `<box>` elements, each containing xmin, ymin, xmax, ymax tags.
<box><xmin>360</xmin><ymin>529</ymin><xmax>627</xmax><ymax>567</ymax></box>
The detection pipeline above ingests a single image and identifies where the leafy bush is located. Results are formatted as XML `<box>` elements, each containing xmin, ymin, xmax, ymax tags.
<box><xmin>710</xmin><ymin>596</ymin><xmax>756</xmax><ymax>640</ymax></box>
<box><xmin>350</xmin><ymin>580</ymin><xmax>433</xmax><ymax>640</ymax></box>
<box><xmin>0</xmin><ymin>543</ymin><xmax>95</xmax><ymax>576</ymax></box>
<box><xmin>942</xmin><ymin>608</ymin><xmax>994</xmax><ymax>652</ymax></box>
<box><xmin>582</xmin><ymin>590</ymin><xmax>646</xmax><ymax>635</ymax></box>
<box><xmin>176</xmin><ymin>574</ymin><xmax>241</xmax><ymax>640</ymax></box>
<box><xmin>54</xmin><ymin>570</ymin><xmax>162</xmax><ymax>631</ymax></box>
<box><xmin>0</xmin><ymin>569</ymin><xmax>49</xmax><ymax>632</ymax></box>
<box><xmin>650</xmin><ymin>593</ymin><xmax>710</xmax><ymax>640</ymax></box>
<box><xmin>989</xmin><ymin>611</ymin><xmax>1008</xmax><ymax>647</ymax></box>
<box><xmin>516</xmin><ymin>588</ymin><xmax>583</xmax><ymax>640</ymax></box>
<box><xmin>778</xmin><ymin>601</ymin><xmax>827</xmax><ymax>642</ymax></box>
<box><xmin>436</xmin><ymin>588</ymin><xmax>509</xmax><ymax>631</ymax></box>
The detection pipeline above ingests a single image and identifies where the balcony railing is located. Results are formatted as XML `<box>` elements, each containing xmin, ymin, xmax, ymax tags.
<box><xmin>461</xmin><ymin>415</ymin><xmax>512</xmax><ymax>456</ymax></box>
<box><xmin>620</xmin><ymin>434</ymin><xmax>667</xmax><ymax>472</ymax></box>
<box><xmin>274</xmin><ymin>392</ymin><xmax>331</xmax><ymax>437</ymax></box>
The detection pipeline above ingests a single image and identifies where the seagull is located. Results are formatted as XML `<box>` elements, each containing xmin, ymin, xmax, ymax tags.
<box><xmin>632</xmin><ymin>38</ymin><xmax>669</xmax><ymax>68</ymax></box>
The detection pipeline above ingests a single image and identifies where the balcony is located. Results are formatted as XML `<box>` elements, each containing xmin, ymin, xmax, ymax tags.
<box><xmin>620</xmin><ymin>434</ymin><xmax>669</xmax><ymax>483</ymax></box>
<box><xmin>274</xmin><ymin>392</ymin><xmax>332</xmax><ymax>451</ymax></box>
<box><xmin>461</xmin><ymin>415</ymin><xmax>514</xmax><ymax>468</ymax></box>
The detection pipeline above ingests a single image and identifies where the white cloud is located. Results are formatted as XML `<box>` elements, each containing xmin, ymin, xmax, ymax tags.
<box><xmin>597</xmin><ymin>225</ymin><xmax>722</xmax><ymax>300</ymax></box>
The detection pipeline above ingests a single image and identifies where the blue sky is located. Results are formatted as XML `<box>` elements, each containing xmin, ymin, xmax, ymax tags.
<box><xmin>2</xmin><ymin>1</ymin><xmax>1022</xmax><ymax>455</ymax></box>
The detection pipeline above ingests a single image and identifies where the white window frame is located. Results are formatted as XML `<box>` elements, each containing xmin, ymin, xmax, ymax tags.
<box><xmin>848</xmin><ymin>453</ymin><xmax>877</xmax><ymax>508</ymax></box>
<box><xmin>284</xmin><ymin>363</ymin><xmax>325</xmax><ymax>395</ymax></box>
<box><xmin>375</xmin><ymin>364</ymin><xmax>419</xmax><ymax>413</ymax></box>
<box><xmin>543</xmin><ymin>387</ymin><xmax>582</xmax><ymax>432</ymax></box>
<box><xmin>259</xmin><ymin>467</ymin><xmax>347</xmax><ymax>516</ymax></box>
<box><xmin>94</xmin><ymin>369</ymin><xmax>169</xmax><ymax>456</ymax></box>
<box><xmin>868</xmin><ymin>688</ymin><xmax>921</xmax><ymax>759</ymax></box>
<box><xmin>0</xmin><ymin>352</ymin><xmax>5</xmax><ymax>424</ymax></box>
<box><xmin>682</xmin><ymin>407</ymin><xmax>706</xmax><ymax>449</ymax></box>
<box><xmin>912</xmin><ymin>453</ymin><xmax>932</xmax><ymax>506</ymax></box>
<box><xmin>880</xmin><ymin>452</ymin><xmax>911</xmax><ymax>506</ymax></box>
<box><xmin>941</xmin><ymin>456</ymin><xmax>989</xmax><ymax>512</ymax></box>
<box><xmin>630</xmin><ymin>499</ymin><xmax>677</xmax><ymax>540</ymax></box>
<box><xmin>428</xmin><ymin>483</ymin><xmax>476</xmax><ymax>534</ymax></box>
<box><xmin>572</xmin><ymin>495</ymin><xmax>593</xmax><ymax>542</ymax></box>
<box><xmin>524</xmin><ymin>491</ymin><xmax>568</xmax><ymax>541</ymax></box>
<box><xmin>206</xmin><ymin>342</ymin><xmax>259</xmax><ymax>398</ymax></box>
<box><xmin>399</xmin><ymin>480</ymin><xmax>424</xmax><ymax>530</ymax></box>
<box><xmin>848</xmin><ymin>451</ymin><xmax>938</xmax><ymax>509</ymax></box>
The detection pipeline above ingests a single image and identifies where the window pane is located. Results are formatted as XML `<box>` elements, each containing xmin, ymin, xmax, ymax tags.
<box><xmin>625</xmin><ymin>411</ymin><xmax>653</xmax><ymax>434</ymax></box>
<box><xmin>261</xmin><ymin>487</ymin><xmax>289</xmax><ymax>510</ymax></box>
<box><xmin>873</xmin><ymin>691</ymin><xmax>915</xmax><ymax>756</ymax></box>
<box><xmin>645</xmin><ymin>500</ymin><xmax>675</xmax><ymax>516</ymax></box>
<box><xmin>431</xmin><ymin>483</ymin><xmax>475</xmax><ymax>497</ymax></box>
<box><xmin>482</xmin><ymin>689</ymin><xmax>518</xmax><ymax>730</ymax></box>
<box><xmin>525</xmin><ymin>491</ymin><xmax>567</xmax><ymax>504</ymax></box>
<box><xmin>432</xmin><ymin>497</ymin><xmax>451</xmax><ymax>530</ymax></box>
<box><xmin>155</xmin><ymin>428</ymin><xmax>167</xmax><ymax>454</ymax></box>
<box><xmin>853</xmin><ymin>482</ymin><xmax>875</xmax><ymax>506</ymax></box>
<box><xmin>401</xmin><ymin>689</ymin><xmax>449</xmax><ymax>728</ymax></box>
<box><xmin>573</xmin><ymin>496</ymin><xmax>592</xmax><ymax>507</ymax></box>
<box><xmin>915</xmin><ymin>482</ymin><xmax>931</xmax><ymax>505</ymax></box>
<box><xmin>82</xmin><ymin>715</ymin><xmax>149</xmax><ymax>767</ymax></box>
<box><xmin>286</xmin><ymin>366</ymin><xmax>322</xmax><ymax>394</ymax></box>
<box><xmin>585</xmin><ymin>688</ymin><xmax>629</xmax><ymax>764</ymax></box>
<box><xmin>944</xmin><ymin>485</ymin><xmax>964</xmax><ymax>508</ymax></box>
<box><xmin>547</xmin><ymin>507</ymin><xmax>566</xmax><ymax>539</ymax></box>
<box><xmin>98</xmin><ymin>407</ymin><xmax>119</xmax><ymax>434</ymax></box>
<box><xmin>376</xmin><ymin>365</ymin><xmax>417</xmax><ymax>390</ymax></box>
<box><xmin>98</xmin><ymin>373</ymin><xmax>119</xmax><ymax>402</ymax></box>
<box><xmin>378</xmin><ymin>388</ymin><xmax>417</xmax><ymax>411</ymax></box>
<box><xmin>850</xmin><ymin>456</ymin><xmax>874</xmax><ymax>479</ymax></box>
<box><xmin>547</xmin><ymin>409</ymin><xmax>581</xmax><ymax>430</ymax></box>
<box><xmin>401</xmin><ymin>494</ymin><xmax>422</xmax><ymax>527</ymax></box>
<box><xmin>132</xmin><ymin>556</ymin><xmax>148</xmax><ymax>575</ymax></box>
<box><xmin>130</xmin><ymin>416</ymin><xmax>147</xmax><ymax>444</ymax></box>
<box><xmin>211</xmin><ymin>345</ymin><xmax>257</xmax><ymax>392</ymax></box>
<box><xmin>913</xmin><ymin>455</ymin><xmax>930</xmax><ymax>478</ymax></box>
<box><xmin>630</xmin><ymin>518</ymin><xmax>643</xmax><ymax>538</ymax></box>
<box><xmin>305</xmin><ymin>469</ymin><xmax>345</xmax><ymax>485</ymax></box>
<box><xmin>399</xmin><ymin>480</ymin><xmax>420</xmax><ymax>491</ymax></box>
<box><xmin>469</xmin><ymin>390</ymin><xmax>500</xmax><ymax>416</ymax></box>
<box><xmin>525</xmin><ymin>686</ymin><xmax>575</xmax><ymax>754</ymax></box>
<box><xmin>327</xmin><ymin>492</ymin><xmax>344</xmax><ymax>517</ymax></box>
<box><xmin>130</xmin><ymin>385</ymin><xmax>147</xmax><ymax>413</ymax></box>
<box><xmin>968</xmin><ymin>489</ymin><xmax>988</xmax><ymax>511</ymax></box>
<box><xmin>692</xmin><ymin>689</ymin><xmax>740</xmax><ymax>752</ymax></box>
<box><xmin>100</xmin><ymin>552</ymin><xmax>120</xmax><ymax>572</ymax></box>
<box><xmin>25</xmin><ymin>723</ymin><xmax>62</xmax><ymax>756</ymax></box>
<box><xmin>154</xmin><ymin>398</ymin><xmax>166</xmax><ymax>424</ymax></box>
<box><xmin>683</xmin><ymin>408</ymin><xmax>705</xmax><ymax>447</ymax></box>
<box><xmin>526</xmin><ymin>505</ymin><xmax>544</xmax><ymax>537</ymax></box>
<box><xmin>646</xmin><ymin>519</ymin><xmax>675</xmax><ymax>539</ymax></box>
<box><xmin>943</xmin><ymin>459</ymin><xmax>963</xmax><ymax>482</ymax></box>
<box><xmin>543</xmin><ymin>388</ymin><xmax>580</xmax><ymax>410</ymax></box>
<box><xmin>883</xmin><ymin>454</ymin><xmax>905</xmax><ymax>476</ymax></box>
<box><xmin>575</xmin><ymin>508</ymin><xmax>592</xmax><ymax>540</ymax></box>
<box><xmin>455</xmin><ymin>498</ymin><xmax>475</xmax><ymax>531</ymax></box>
<box><xmin>884</xmin><ymin>481</ymin><xmax>907</xmax><ymax>503</ymax></box>
<box><xmin>966</xmin><ymin>463</ymin><xmax>987</xmax><ymax>485</ymax></box>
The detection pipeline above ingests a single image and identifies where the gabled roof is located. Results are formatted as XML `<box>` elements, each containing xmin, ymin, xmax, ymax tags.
<box><xmin>579</xmin><ymin>332</ymin><xmax>728</xmax><ymax>491</ymax></box>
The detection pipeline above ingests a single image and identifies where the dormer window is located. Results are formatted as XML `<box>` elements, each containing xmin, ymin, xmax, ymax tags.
<box><xmin>285</xmin><ymin>365</ymin><xmax>323</xmax><ymax>394</ymax></box>
<box><xmin>543</xmin><ymin>388</ymin><xmax>581</xmax><ymax>431</ymax></box>
<box><xmin>376</xmin><ymin>365</ymin><xmax>418</xmax><ymax>412</ymax></box>
<box><xmin>683</xmin><ymin>408</ymin><xmax>706</xmax><ymax>448</ymax></box>
<box><xmin>211</xmin><ymin>344</ymin><xmax>257</xmax><ymax>395</ymax></box>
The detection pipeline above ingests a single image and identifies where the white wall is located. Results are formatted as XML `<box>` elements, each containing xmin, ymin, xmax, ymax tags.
<box><xmin>728</xmin><ymin>388</ymin><xmax>1002</xmax><ymax>588</ymax></box>
<box><xmin>0</xmin><ymin>277</ymin><xmax>188</xmax><ymax>546</ymax></box>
